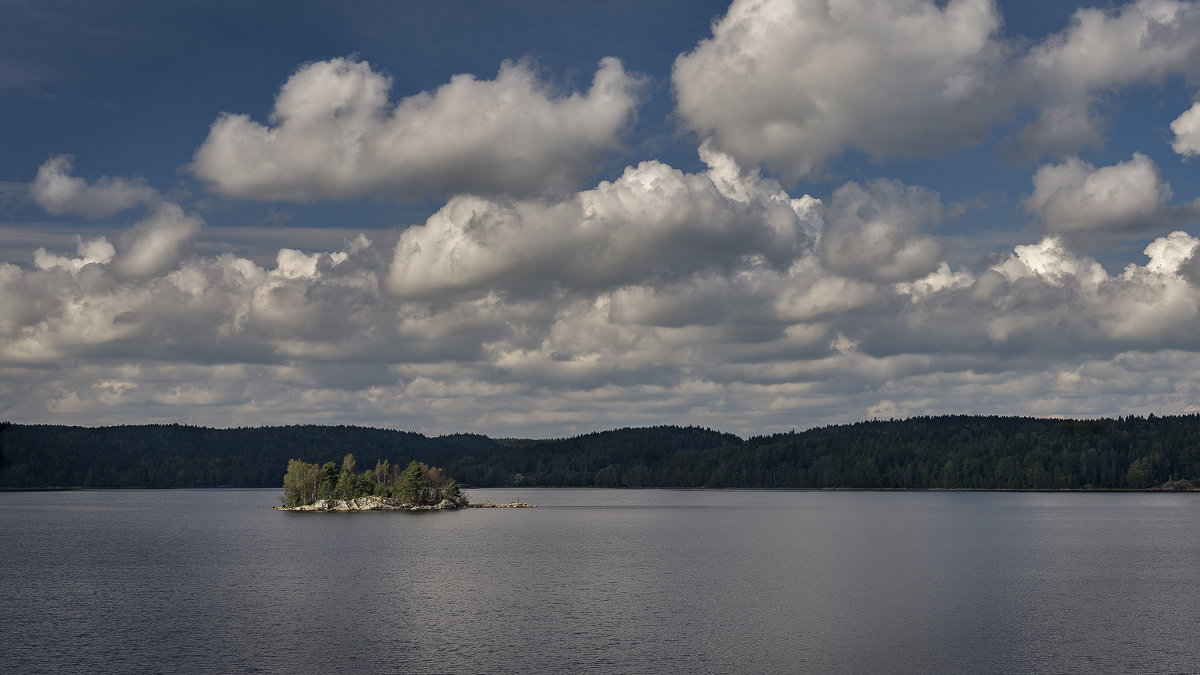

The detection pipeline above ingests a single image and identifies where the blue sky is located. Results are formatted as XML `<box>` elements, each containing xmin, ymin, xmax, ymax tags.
<box><xmin>2</xmin><ymin>0</ymin><xmax>1200</xmax><ymax>436</ymax></box>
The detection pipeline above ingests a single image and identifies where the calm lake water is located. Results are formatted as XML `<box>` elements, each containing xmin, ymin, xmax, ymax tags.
<box><xmin>2</xmin><ymin>488</ymin><xmax>1199</xmax><ymax>673</ymax></box>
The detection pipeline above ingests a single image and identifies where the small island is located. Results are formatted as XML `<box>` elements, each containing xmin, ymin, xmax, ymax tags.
<box><xmin>274</xmin><ymin>454</ymin><xmax>533</xmax><ymax>511</ymax></box>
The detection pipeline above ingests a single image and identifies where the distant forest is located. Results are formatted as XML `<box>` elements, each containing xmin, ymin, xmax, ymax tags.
<box><xmin>3</xmin><ymin>414</ymin><xmax>1200</xmax><ymax>490</ymax></box>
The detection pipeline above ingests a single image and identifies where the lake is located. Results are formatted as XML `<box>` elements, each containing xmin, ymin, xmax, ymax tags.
<box><xmin>2</xmin><ymin>488</ymin><xmax>1198</xmax><ymax>673</ymax></box>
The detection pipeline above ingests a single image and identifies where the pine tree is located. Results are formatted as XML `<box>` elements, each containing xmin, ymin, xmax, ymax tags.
<box><xmin>400</xmin><ymin>460</ymin><xmax>429</xmax><ymax>505</ymax></box>
<box><xmin>444</xmin><ymin>478</ymin><xmax>467</xmax><ymax>507</ymax></box>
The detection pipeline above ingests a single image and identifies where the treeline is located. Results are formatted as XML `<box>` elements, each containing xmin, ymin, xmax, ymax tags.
<box><xmin>280</xmin><ymin>455</ymin><xmax>466</xmax><ymax>508</ymax></box>
<box><xmin>0</xmin><ymin>423</ymin><xmax>500</xmax><ymax>488</ymax></box>
<box><xmin>0</xmin><ymin>423</ymin><xmax>735</xmax><ymax>489</ymax></box>
<box><xmin>690</xmin><ymin>415</ymin><xmax>1200</xmax><ymax>489</ymax></box>
<box><xmin>3</xmin><ymin>415</ymin><xmax>1200</xmax><ymax>490</ymax></box>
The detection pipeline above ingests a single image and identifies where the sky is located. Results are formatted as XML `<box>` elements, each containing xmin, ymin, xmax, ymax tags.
<box><xmin>2</xmin><ymin>0</ymin><xmax>1200</xmax><ymax>438</ymax></box>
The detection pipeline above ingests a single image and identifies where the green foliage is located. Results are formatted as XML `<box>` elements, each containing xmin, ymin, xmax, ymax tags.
<box><xmin>334</xmin><ymin>453</ymin><xmax>363</xmax><ymax>500</ymax></box>
<box><xmin>594</xmin><ymin>464</ymin><xmax>622</xmax><ymax>487</ymax></box>
<box><xmin>719</xmin><ymin>415</ymin><xmax>1200</xmax><ymax>489</ymax></box>
<box><xmin>0</xmin><ymin>424</ymin><xmax>494</xmax><ymax>489</ymax></box>
<box><xmin>280</xmin><ymin>458</ymin><xmax>321</xmax><ymax>507</ymax></box>
<box><xmin>444</xmin><ymin>478</ymin><xmax>467</xmax><ymax>507</ymax></box>
<box><xmin>400</xmin><ymin>460</ymin><xmax>431</xmax><ymax>505</ymax></box>
<box><xmin>277</xmin><ymin>456</ymin><xmax>457</xmax><ymax>507</ymax></box>
<box><xmin>5</xmin><ymin>416</ymin><xmax>1200</xmax><ymax>491</ymax></box>
<box><xmin>321</xmin><ymin>462</ymin><xmax>339</xmax><ymax>490</ymax></box>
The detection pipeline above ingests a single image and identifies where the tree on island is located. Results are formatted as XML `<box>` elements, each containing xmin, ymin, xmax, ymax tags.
<box><xmin>281</xmin><ymin>458</ymin><xmax>322</xmax><ymax>506</ymax></box>
<box><xmin>399</xmin><ymin>460</ymin><xmax>430</xmax><ymax>504</ymax></box>
<box><xmin>279</xmin><ymin>453</ymin><xmax>468</xmax><ymax>508</ymax></box>
<box><xmin>444</xmin><ymin>478</ymin><xmax>464</xmax><ymax>506</ymax></box>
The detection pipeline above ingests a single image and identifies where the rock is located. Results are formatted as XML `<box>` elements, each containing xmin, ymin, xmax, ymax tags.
<box><xmin>276</xmin><ymin>496</ymin><xmax>534</xmax><ymax>510</ymax></box>
<box><xmin>1154</xmin><ymin>479</ymin><xmax>1196</xmax><ymax>491</ymax></box>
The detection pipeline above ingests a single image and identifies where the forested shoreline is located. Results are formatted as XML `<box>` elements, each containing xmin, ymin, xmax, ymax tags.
<box><xmin>3</xmin><ymin>415</ymin><xmax>1200</xmax><ymax>490</ymax></box>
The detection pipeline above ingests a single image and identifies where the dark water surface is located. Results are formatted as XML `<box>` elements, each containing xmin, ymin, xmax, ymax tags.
<box><xmin>2</xmin><ymin>489</ymin><xmax>1199</xmax><ymax>673</ymax></box>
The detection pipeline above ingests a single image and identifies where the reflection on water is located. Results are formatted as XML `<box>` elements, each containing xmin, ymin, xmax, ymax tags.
<box><xmin>2</xmin><ymin>489</ymin><xmax>1199</xmax><ymax>673</ymax></box>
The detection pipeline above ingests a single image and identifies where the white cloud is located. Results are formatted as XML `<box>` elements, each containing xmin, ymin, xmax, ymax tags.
<box><xmin>7</xmin><ymin>218</ymin><xmax>1200</xmax><ymax>435</ymax></box>
<box><xmin>386</xmin><ymin>154</ymin><xmax>815</xmax><ymax>297</ymax></box>
<box><xmin>895</xmin><ymin>262</ymin><xmax>974</xmax><ymax>300</ymax></box>
<box><xmin>991</xmin><ymin>237</ymin><xmax>1107</xmax><ymax>287</ymax></box>
<box><xmin>1012</xmin><ymin>102</ymin><xmax>1105</xmax><ymax>159</ymax></box>
<box><xmin>818</xmin><ymin>179</ymin><xmax>944</xmax><ymax>283</ymax></box>
<box><xmin>1141</xmin><ymin>230</ymin><xmax>1200</xmax><ymax>273</ymax></box>
<box><xmin>1023</xmin><ymin>154</ymin><xmax>1172</xmax><ymax>233</ymax></box>
<box><xmin>1019</xmin><ymin>0</ymin><xmax>1200</xmax><ymax>157</ymax></box>
<box><xmin>33</xmin><ymin>236</ymin><xmax>115</xmax><ymax>274</ymax></box>
<box><xmin>972</xmin><ymin>233</ymin><xmax>1200</xmax><ymax>350</ymax></box>
<box><xmin>11</xmin><ymin>150</ymin><xmax>1200</xmax><ymax>436</ymax></box>
<box><xmin>1171</xmin><ymin>102</ymin><xmax>1200</xmax><ymax>157</ymax></box>
<box><xmin>773</xmin><ymin>270</ymin><xmax>878</xmax><ymax>322</ymax></box>
<box><xmin>31</xmin><ymin>155</ymin><xmax>158</xmax><ymax>218</ymax></box>
<box><xmin>672</xmin><ymin>0</ymin><xmax>1008</xmax><ymax>180</ymax></box>
<box><xmin>1027</xmin><ymin>1</ymin><xmax>1200</xmax><ymax>95</ymax></box>
<box><xmin>192</xmin><ymin>57</ymin><xmax>642</xmax><ymax>201</ymax></box>
<box><xmin>1107</xmin><ymin>233</ymin><xmax>1200</xmax><ymax>341</ymax></box>
<box><xmin>671</xmin><ymin>0</ymin><xmax>1200</xmax><ymax>176</ymax></box>
<box><xmin>113</xmin><ymin>204</ymin><xmax>204</xmax><ymax>279</ymax></box>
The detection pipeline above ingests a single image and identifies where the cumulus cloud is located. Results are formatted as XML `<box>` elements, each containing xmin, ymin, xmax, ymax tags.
<box><xmin>25</xmin><ymin>202</ymin><xmax>202</xmax><ymax>285</ymax></box>
<box><xmin>1019</xmin><ymin>0</ymin><xmax>1200</xmax><ymax>156</ymax></box>
<box><xmin>33</xmin><ymin>236</ymin><xmax>115</xmax><ymax>274</ymax></box>
<box><xmin>991</xmin><ymin>237</ymin><xmax>1107</xmax><ymax>286</ymax></box>
<box><xmin>31</xmin><ymin>155</ymin><xmax>158</xmax><ymax>218</ymax></box>
<box><xmin>1172</xmin><ymin>102</ymin><xmax>1200</xmax><ymax>157</ymax></box>
<box><xmin>1027</xmin><ymin>1</ymin><xmax>1200</xmax><ymax>96</ymax></box>
<box><xmin>192</xmin><ymin>57</ymin><xmax>642</xmax><ymax>201</ymax></box>
<box><xmin>1023</xmin><ymin>154</ymin><xmax>1172</xmax><ymax>233</ymax></box>
<box><xmin>773</xmin><ymin>269</ymin><xmax>879</xmax><ymax>323</ymax></box>
<box><xmin>1012</xmin><ymin>103</ymin><xmax>1105</xmax><ymax>159</ymax></box>
<box><xmin>672</xmin><ymin>0</ymin><xmax>1200</xmax><ymax>177</ymax></box>
<box><xmin>11</xmin><ymin>145</ymin><xmax>1200</xmax><ymax>436</ymax></box>
<box><xmin>1</xmin><ymin>223</ymin><xmax>384</xmax><ymax>369</ymax></box>
<box><xmin>672</xmin><ymin>0</ymin><xmax>1008</xmax><ymax>180</ymax></box>
<box><xmin>818</xmin><ymin>180</ymin><xmax>944</xmax><ymax>283</ymax></box>
<box><xmin>895</xmin><ymin>262</ymin><xmax>974</xmax><ymax>300</ymax></box>
<box><xmin>385</xmin><ymin>152</ymin><xmax>815</xmax><ymax>298</ymax></box>
<box><xmin>1141</xmin><ymin>229</ymin><xmax>1199</xmax><ymax>273</ymax></box>
<box><xmin>7</xmin><ymin>211</ymin><xmax>1200</xmax><ymax>435</ymax></box>
<box><xmin>959</xmin><ymin>232</ymin><xmax>1200</xmax><ymax>349</ymax></box>
<box><xmin>112</xmin><ymin>204</ymin><xmax>204</xmax><ymax>279</ymax></box>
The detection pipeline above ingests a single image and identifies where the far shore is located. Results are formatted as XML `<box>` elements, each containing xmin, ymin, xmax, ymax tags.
<box><xmin>4</xmin><ymin>485</ymin><xmax>1197</xmax><ymax>494</ymax></box>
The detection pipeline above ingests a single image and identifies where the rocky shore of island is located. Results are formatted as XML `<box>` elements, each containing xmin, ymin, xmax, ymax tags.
<box><xmin>273</xmin><ymin>495</ymin><xmax>535</xmax><ymax>511</ymax></box>
<box><xmin>1152</xmin><ymin>479</ymin><xmax>1197</xmax><ymax>491</ymax></box>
